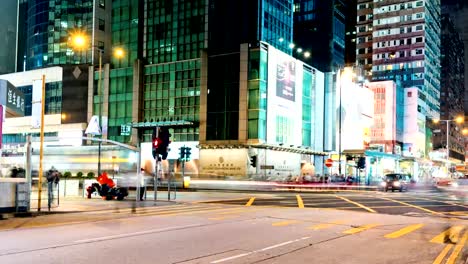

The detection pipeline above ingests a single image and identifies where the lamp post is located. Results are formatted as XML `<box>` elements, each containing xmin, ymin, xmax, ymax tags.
<box><xmin>69</xmin><ymin>31</ymin><xmax>125</xmax><ymax>176</ymax></box>
<box><xmin>433</xmin><ymin>116</ymin><xmax>464</xmax><ymax>174</ymax></box>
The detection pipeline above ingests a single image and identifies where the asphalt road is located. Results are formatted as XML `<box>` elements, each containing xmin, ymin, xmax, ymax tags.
<box><xmin>0</xmin><ymin>193</ymin><xmax>467</xmax><ymax>264</ymax></box>
<box><xmin>204</xmin><ymin>187</ymin><xmax>468</xmax><ymax>219</ymax></box>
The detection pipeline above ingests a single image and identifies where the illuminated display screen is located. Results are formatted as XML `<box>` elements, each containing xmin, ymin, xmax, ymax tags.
<box><xmin>276</xmin><ymin>60</ymin><xmax>296</xmax><ymax>101</ymax></box>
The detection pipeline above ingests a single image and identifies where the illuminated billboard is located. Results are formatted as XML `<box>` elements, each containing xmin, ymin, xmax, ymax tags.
<box><xmin>266</xmin><ymin>46</ymin><xmax>303</xmax><ymax>146</ymax></box>
<box><xmin>276</xmin><ymin>60</ymin><xmax>296</xmax><ymax>101</ymax></box>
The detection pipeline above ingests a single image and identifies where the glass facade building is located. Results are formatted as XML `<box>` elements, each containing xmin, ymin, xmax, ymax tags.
<box><xmin>293</xmin><ymin>0</ymin><xmax>347</xmax><ymax>72</ymax></box>
<box><xmin>18</xmin><ymin>0</ymin><xmax>111</xmax><ymax>71</ymax></box>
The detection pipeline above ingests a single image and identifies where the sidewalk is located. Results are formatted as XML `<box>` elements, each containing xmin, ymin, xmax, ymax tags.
<box><xmin>0</xmin><ymin>190</ymin><xmax>257</xmax><ymax>220</ymax></box>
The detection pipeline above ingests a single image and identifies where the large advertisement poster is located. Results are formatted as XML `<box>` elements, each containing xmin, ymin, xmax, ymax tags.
<box><xmin>276</xmin><ymin>61</ymin><xmax>296</xmax><ymax>101</ymax></box>
<box><xmin>266</xmin><ymin>46</ymin><xmax>303</xmax><ymax>146</ymax></box>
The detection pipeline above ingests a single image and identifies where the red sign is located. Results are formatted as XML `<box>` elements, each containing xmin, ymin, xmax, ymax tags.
<box><xmin>325</xmin><ymin>158</ymin><xmax>333</xmax><ymax>168</ymax></box>
<box><xmin>0</xmin><ymin>105</ymin><xmax>3</xmax><ymax>150</ymax></box>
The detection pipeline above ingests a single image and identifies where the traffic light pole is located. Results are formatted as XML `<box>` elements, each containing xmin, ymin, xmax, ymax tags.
<box><xmin>154</xmin><ymin>127</ymin><xmax>159</xmax><ymax>202</ymax></box>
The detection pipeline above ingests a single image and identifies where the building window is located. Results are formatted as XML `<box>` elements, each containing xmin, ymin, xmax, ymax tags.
<box><xmin>415</xmin><ymin>37</ymin><xmax>423</xmax><ymax>43</ymax></box>
<box><xmin>99</xmin><ymin>0</ymin><xmax>105</xmax><ymax>8</ymax></box>
<box><xmin>99</xmin><ymin>19</ymin><xmax>105</xmax><ymax>31</ymax></box>
<box><xmin>407</xmin><ymin>92</ymin><xmax>412</xmax><ymax>97</ymax></box>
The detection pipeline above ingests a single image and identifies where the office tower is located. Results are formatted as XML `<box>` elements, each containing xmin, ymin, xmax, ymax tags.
<box><xmin>0</xmin><ymin>0</ymin><xmax>17</xmax><ymax>74</ymax></box>
<box><xmin>434</xmin><ymin>14</ymin><xmax>465</xmax><ymax>162</ymax></box>
<box><xmin>293</xmin><ymin>0</ymin><xmax>347</xmax><ymax>72</ymax></box>
<box><xmin>17</xmin><ymin>0</ymin><xmax>111</xmax><ymax>71</ymax></box>
<box><xmin>442</xmin><ymin>0</ymin><xmax>468</xmax><ymax>113</ymax></box>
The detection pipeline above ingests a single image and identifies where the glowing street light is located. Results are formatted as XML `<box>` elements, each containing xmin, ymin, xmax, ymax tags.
<box><xmin>69</xmin><ymin>30</ymin><xmax>125</xmax><ymax>176</ymax></box>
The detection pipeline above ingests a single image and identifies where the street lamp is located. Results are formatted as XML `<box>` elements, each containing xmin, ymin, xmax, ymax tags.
<box><xmin>433</xmin><ymin>116</ymin><xmax>464</xmax><ymax>173</ymax></box>
<box><xmin>69</xmin><ymin>31</ymin><xmax>125</xmax><ymax>176</ymax></box>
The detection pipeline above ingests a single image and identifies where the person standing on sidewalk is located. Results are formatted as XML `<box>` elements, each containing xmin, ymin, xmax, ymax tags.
<box><xmin>46</xmin><ymin>167</ymin><xmax>60</xmax><ymax>210</ymax></box>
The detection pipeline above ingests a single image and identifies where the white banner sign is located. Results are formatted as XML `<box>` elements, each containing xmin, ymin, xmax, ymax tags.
<box><xmin>31</xmin><ymin>79</ymin><xmax>43</xmax><ymax>128</ymax></box>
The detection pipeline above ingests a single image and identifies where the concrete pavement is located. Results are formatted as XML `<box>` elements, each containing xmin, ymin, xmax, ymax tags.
<box><xmin>0</xmin><ymin>200</ymin><xmax>466</xmax><ymax>264</ymax></box>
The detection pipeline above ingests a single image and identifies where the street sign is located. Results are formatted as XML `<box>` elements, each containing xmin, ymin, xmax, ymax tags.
<box><xmin>85</xmin><ymin>115</ymin><xmax>101</xmax><ymax>135</ymax></box>
<box><xmin>120</xmin><ymin>124</ymin><xmax>131</xmax><ymax>136</ymax></box>
<box><xmin>325</xmin><ymin>159</ymin><xmax>333</xmax><ymax>168</ymax></box>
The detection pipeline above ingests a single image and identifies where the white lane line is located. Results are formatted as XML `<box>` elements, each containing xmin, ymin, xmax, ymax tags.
<box><xmin>75</xmin><ymin>224</ymin><xmax>202</xmax><ymax>243</ymax></box>
<box><xmin>211</xmin><ymin>236</ymin><xmax>310</xmax><ymax>263</ymax></box>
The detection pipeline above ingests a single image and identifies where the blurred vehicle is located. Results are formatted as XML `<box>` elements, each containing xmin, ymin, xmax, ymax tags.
<box><xmin>380</xmin><ymin>173</ymin><xmax>410</xmax><ymax>192</ymax></box>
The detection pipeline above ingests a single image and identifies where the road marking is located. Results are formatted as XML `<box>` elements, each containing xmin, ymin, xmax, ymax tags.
<box><xmin>210</xmin><ymin>236</ymin><xmax>310</xmax><ymax>263</ymax></box>
<box><xmin>245</xmin><ymin>197</ymin><xmax>255</xmax><ymax>206</ymax></box>
<box><xmin>430</xmin><ymin>226</ymin><xmax>464</xmax><ymax>244</ymax></box>
<box><xmin>384</xmin><ymin>224</ymin><xmax>424</xmax><ymax>239</ymax></box>
<box><xmin>343</xmin><ymin>224</ymin><xmax>379</xmax><ymax>234</ymax></box>
<box><xmin>272</xmin><ymin>220</ymin><xmax>300</xmax><ymax>227</ymax></box>
<box><xmin>208</xmin><ymin>215</ymin><xmax>240</xmax><ymax>221</ymax></box>
<box><xmin>448</xmin><ymin>211</ymin><xmax>468</xmax><ymax>216</ymax></box>
<box><xmin>446</xmin><ymin>229</ymin><xmax>468</xmax><ymax>264</ymax></box>
<box><xmin>75</xmin><ymin>223</ymin><xmax>204</xmax><ymax>243</ymax></box>
<box><xmin>432</xmin><ymin>244</ymin><xmax>454</xmax><ymax>264</ymax></box>
<box><xmin>334</xmin><ymin>195</ymin><xmax>376</xmax><ymax>213</ymax></box>
<box><xmin>378</xmin><ymin>197</ymin><xmax>444</xmax><ymax>215</ymax></box>
<box><xmin>309</xmin><ymin>220</ymin><xmax>346</xmax><ymax>230</ymax></box>
<box><xmin>296</xmin><ymin>194</ymin><xmax>304</xmax><ymax>208</ymax></box>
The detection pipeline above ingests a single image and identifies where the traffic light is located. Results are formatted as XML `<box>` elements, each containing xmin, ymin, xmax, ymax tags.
<box><xmin>179</xmin><ymin>147</ymin><xmax>186</xmax><ymax>160</ymax></box>
<box><xmin>250</xmin><ymin>156</ymin><xmax>257</xmax><ymax>168</ymax></box>
<box><xmin>185</xmin><ymin>147</ymin><xmax>192</xmax><ymax>161</ymax></box>
<box><xmin>158</xmin><ymin>127</ymin><xmax>171</xmax><ymax>160</ymax></box>
<box><xmin>357</xmin><ymin>157</ymin><xmax>366</xmax><ymax>169</ymax></box>
<box><xmin>151</xmin><ymin>137</ymin><xmax>161</xmax><ymax>159</ymax></box>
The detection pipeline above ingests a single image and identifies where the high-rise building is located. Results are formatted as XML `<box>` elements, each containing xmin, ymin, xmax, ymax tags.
<box><xmin>356</xmin><ymin>0</ymin><xmax>442</xmax><ymax>159</ymax></box>
<box><xmin>356</xmin><ymin>0</ymin><xmax>373</xmax><ymax>80</ymax></box>
<box><xmin>0</xmin><ymin>0</ymin><xmax>17</xmax><ymax>74</ymax></box>
<box><xmin>433</xmin><ymin>14</ymin><xmax>465</xmax><ymax>163</ymax></box>
<box><xmin>17</xmin><ymin>0</ymin><xmax>111</xmax><ymax>71</ymax></box>
<box><xmin>293</xmin><ymin>0</ymin><xmax>347</xmax><ymax>72</ymax></box>
<box><xmin>441</xmin><ymin>0</ymin><xmax>468</xmax><ymax>114</ymax></box>
<box><xmin>2</xmin><ymin>0</ymin><xmax>329</xmax><ymax>179</ymax></box>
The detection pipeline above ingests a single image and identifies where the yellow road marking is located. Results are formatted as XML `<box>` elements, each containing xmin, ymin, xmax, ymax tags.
<box><xmin>384</xmin><ymin>224</ymin><xmax>424</xmax><ymax>239</ymax></box>
<box><xmin>430</xmin><ymin>226</ymin><xmax>464</xmax><ymax>244</ymax></box>
<box><xmin>272</xmin><ymin>220</ymin><xmax>300</xmax><ymax>227</ymax></box>
<box><xmin>379</xmin><ymin>197</ymin><xmax>443</xmax><ymax>215</ymax></box>
<box><xmin>343</xmin><ymin>224</ymin><xmax>379</xmax><ymax>234</ymax></box>
<box><xmin>309</xmin><ymin>220</ymin><xmax>346</xmax><ymax>230</ymax></box>
<box><xmin>334</xmin><ymin>195</ymin><xmax>376</xmax><ymax>213</ymax></box>
<box><xmin>245</xmin><ymin>197</ymin><xmax>255</xmax><ymax>206</ymax></box>
<box><xmin>296</xmin><ymin>194</ymin><xmax>304</xmax><ymax>208</ymax></box>
<box><xmin>449</xmin><ymin>211</ymin><xmax>468</xmax><ymax>216</ymax></box>
<box><xmin>209</xmin><ymin>215</ymin><xmax>240</xmax><ymax>221</ymax></box>
<box><xmin>432</xmin><ymin>244</ymin><xmax>454</xmax><ymax>264</ymax></box>
<box><xmin>446</xmin><ymin>230</ymin><xmax>468</xmax><ymax>264</ymax></box>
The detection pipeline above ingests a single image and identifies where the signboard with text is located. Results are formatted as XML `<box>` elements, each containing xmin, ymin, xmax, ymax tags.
<box><xmin>0</xmin><ymin>80</ymin><xmax>25</xmax><ymax>117</ymax></box>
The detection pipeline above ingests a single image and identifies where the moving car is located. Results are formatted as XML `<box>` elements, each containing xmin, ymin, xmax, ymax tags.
<box><xmin>380</xmin><ymin>173</ymin><xmax>410</xmax><ymax>192</ymax></box>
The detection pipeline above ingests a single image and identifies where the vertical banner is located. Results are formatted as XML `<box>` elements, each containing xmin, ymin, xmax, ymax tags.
<box><xmin>31</xmin><ymin>79</ymin><xmax>43</xmax><ymax>128</ymax></box>
<box><xmin>0</xmin><ymin>105</ymin><xmax>3</xmax><ymax>150</ymax></box>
